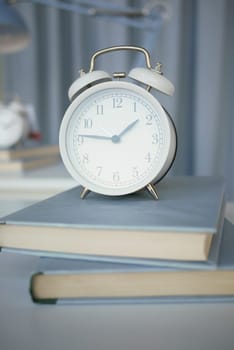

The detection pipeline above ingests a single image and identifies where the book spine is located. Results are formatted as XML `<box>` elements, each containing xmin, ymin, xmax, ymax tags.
<box><xmin>29</xmin><ymin>273</ymin><xmax>57</xmax><ymax>305</ymax></box>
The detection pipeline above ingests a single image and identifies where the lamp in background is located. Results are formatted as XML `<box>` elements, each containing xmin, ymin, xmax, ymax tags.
<box><xmin>0</xmin><ymin>0</ymin><xmax>170</xmax><ymax>55</ymax></box>
<box><xmin>0</xmin><ymin>0</ymin><xmax>30</xmax><ymax>54</ymax></box>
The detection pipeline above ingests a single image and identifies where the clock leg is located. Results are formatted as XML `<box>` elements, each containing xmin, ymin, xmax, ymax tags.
<box><xmin>80</xmin><ymin>187</ymin><xmax>90</xmax><ymax>199</ymax></box>
<box><xmin>146</xmin><ymin>183</ymin><xmax>159</xmax><ymax>200</ymax></box>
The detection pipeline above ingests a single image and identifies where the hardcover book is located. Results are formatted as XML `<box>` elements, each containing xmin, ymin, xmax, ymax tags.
<box><xmin>0</xmin><ymin>144</ymin><xmax>59</xmax><ymax>161</ymax></box>
<box><xmin>0</xmin><ymin>144</ymin><xmax>60</xmax><ymax>173</ymax></box>
<box><xmin>0</xmin><ymin>156</ymin><xmax>60</xmax><ymax>173</ymax></box>
<box><xmin>30</xmin><ymin>219</ymin><xmax>234</xmax><ymax>304</ymax></box>
<box><xmin>0</xmin><ymin>176</ymin><xmax>225</xmax><ymax>263</ymax></box>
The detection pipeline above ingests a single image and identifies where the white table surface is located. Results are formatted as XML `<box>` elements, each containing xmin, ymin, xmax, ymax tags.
<box><xmin>1</xmin><ymin>251</ymin><xmax>234</xmax><ymax>350</ymax></box>
<box><xmin>0</xmin><ymin>170</ymin><xmax>234</xmax><ymax>350</ymax></box>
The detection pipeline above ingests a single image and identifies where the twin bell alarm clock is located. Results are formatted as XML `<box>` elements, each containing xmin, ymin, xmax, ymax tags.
<box><xmin>0</xmin><ymin>100</ymin><xmax>30</xmax><ymax>149</ymax></box>
<box><xmin>59</xmin><ymin>46</ymin><xmax>177</xmax><ymax>199</ymax></box>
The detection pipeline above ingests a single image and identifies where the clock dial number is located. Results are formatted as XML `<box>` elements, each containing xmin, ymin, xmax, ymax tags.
<box><xmin>113</xmin><ymin>97</ymin><xmax>123</xmax><ymax>109</ymax></box>
<box><xmin>82</xmin><ymin>153</ymin><xmax>89</xmax><ymax>163</ymax></box>
<box><xmin>145</xmin><ymin>114</ymin><xmax>153</xmax><ymax>125</ymax></box>
<box><xmin>77</xmin><ymin>135</ymin><xmax>84</xmax><ymax>145</ymax></box>
<box><xmin>132</xmin><ymin>166</ymin><xmax>139</xmax><ymax>178</ymax></box>
<box><xmin>133</xmin><ymin>102</ymin><xmax>137</xmax><ymax>112</ymax></box>
<box><xmin>84</xmin><ymin>119</ymin><xmax>93</xmax><ymax>128</ymax></box>
<box><xmin>96</xmin><ymin>166</ymin><xmax>103</xmax><ymax>176</ymax></box>
<box><xmin>96</xmin><ymin>105</ymin><xmax>104</xmax><ymax>115</ymax></box>
<box><xmin>152</xmin><ymin>133</ymin><xmax>159</xmax><ymax>144</ymax></box>
<box><xmin>145</xmin><ymin>152</ymin><xmax>151</xmax><ymax>163</ymax></box>
<box><xmin>113</xmin><ymin>171</ymin><xmax>120</xmax><ymax>182</ymax></box>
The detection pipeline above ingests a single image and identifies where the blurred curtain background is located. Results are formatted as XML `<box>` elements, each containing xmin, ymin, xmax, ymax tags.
<box><xmin>1</xmin><ymin>0</ymin><xmax>233</xmax><ymax>199</ymax></box>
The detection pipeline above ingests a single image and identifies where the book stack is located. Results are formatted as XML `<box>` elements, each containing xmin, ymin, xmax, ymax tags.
<box><xmin>0</xmin><ymin>176</ymin><xmax>234</xmax><ymax>305</ymax></box>
<box><xmin>0</xmin><ymin>144</ymin><xmax>60</xmax><ymax>173</ymax></box>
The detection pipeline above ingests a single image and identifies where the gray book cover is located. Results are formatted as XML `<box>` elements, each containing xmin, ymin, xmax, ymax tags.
<box><xmin>1</xmin><ymin>176</ymin><xmax>225</xmax><ymax>232</ymax></box>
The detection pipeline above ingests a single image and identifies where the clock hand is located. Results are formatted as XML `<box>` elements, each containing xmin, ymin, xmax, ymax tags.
<box><xmin>78</xmin><ymin>119</ymin><xmax>139</xmax><ymax>143</ymax></box>
<box><xmin>118</xmin><ymin>119</ymin><xmax>139</xmax><ymax>138</ymax></box>
<box><xmin>78</xmin><ymin>133</ymin><xmax>123</xmax><ymax>144</ymax></box>
<box><xmin>78</xmin><ymin>134</ymin><xmax>112</xmax><ymax>140</ymax></box>
<box><xmin>101</xmin><ymin>119</ymin><xmax>139</xmax><ymax>144</ymax></box>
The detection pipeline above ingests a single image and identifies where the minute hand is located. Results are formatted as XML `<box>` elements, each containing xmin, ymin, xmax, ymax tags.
<box><xmin>78</xmin><ymin>134</ymin><xmax>112</xmax><ymax>140</ymax></box>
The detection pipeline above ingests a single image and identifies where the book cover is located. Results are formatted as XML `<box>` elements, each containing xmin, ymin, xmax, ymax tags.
<box><xmin>30</xmin><ymin>219</ymin><xmax>234</xmax><ymax>304</ymax></box>
<box><xmin>0</xmin><ymin>144</ymin><xmax>59</xmax><ymax>161</ymax></box>
<box><xmin>0</xmin><ymin>176</ymin><xmax>225</xmax><ymax>262</ymax></box>
<box><xmin>0</xmin><ymin>156</ymin><xmax>60</xmax><ymax>173</ymax></box>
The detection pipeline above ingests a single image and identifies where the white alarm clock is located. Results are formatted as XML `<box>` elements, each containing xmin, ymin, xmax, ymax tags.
<box><xmin>59</xmin><ymin>46</ymin><xmax>177</xmax><ymax>199</ymax></box>
<box><xmin>0</xmin><ymin>100</ymin><xmax>29</xmax><ymax>149</ymax></box>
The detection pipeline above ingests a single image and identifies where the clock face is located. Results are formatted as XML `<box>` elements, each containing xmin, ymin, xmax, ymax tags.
<box><xmin>59</xmin><ymin>81</ymin><xmax>176</xmax><ymax>195</ymax></box>
<box><xmin>0</xmin><ymin>108</ymin><xmax>24</xmax><ymax>148</ymax></box>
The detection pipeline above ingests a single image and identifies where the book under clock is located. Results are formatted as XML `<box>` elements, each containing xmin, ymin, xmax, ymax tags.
<box><xmin>0</xmin><ymin>176</ymin><xmax>225</xmax><ymax>264</ymax></box>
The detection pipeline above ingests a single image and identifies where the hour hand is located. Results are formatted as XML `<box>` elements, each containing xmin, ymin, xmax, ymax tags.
<box><xmin>118</xmin><ymin>119</ymin><xmax>139</xmax><ymax>138</ymax></box>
